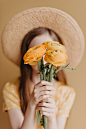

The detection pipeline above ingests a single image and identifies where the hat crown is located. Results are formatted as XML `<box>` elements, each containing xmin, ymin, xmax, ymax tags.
<box><xmin>1</xmin><ymin>7</ymin><xmax>85</xmax><ymax>67</ymax></box>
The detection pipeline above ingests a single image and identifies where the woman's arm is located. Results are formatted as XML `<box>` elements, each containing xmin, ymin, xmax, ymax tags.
<box><xmin>8</xmin><ymin>80</ymin><xmax>54</xmax><ymax>129</ymax></box>
<box><xmin>21</xmin><ymin>103</ymin><xmax>36</xmax><ymax>129</ymax></box>
<box><xmin>8</xmin><ymin>105</ymin><xmax>67</xmax><ymax>129</ymax></box>
<box><xmin>8</xmin><ymin>102</ymin><xmax>36</xmax><ymax>129</ymax></box>
<box><xmin>37</xmin><ymin>96</ymin><xmax>67</xmax><ymax>129</ymax></box>
<box><xmin>47</xmin><ymin>116</ymin><xmax>67</xmax><ymax>129</ymax></box>
<box><xmin>47</xmin><ymin>115</ymin><xmax>58</xmax><ymax>129</ymax></box>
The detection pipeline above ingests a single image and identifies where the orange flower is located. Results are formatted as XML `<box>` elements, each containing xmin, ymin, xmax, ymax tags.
<box><xmin>23</xmin><ymin>45</ymin><xmax>46</xmax><ymax>65</ymax></box>
<box><xmin>42</xmin><ymin>41</ymin><xmax>66</xmax><ymax>53</ymax></box>
<box><xmin>44</xmin><ymin>50</ymin><xmax>68</xmax><ymax>67</ymax></box>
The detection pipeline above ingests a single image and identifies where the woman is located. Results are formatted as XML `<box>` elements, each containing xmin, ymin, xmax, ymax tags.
<box><xmin>1</xmin><ymin>7</ymin><xmax>85</xmax><ymax>129</ymax></box>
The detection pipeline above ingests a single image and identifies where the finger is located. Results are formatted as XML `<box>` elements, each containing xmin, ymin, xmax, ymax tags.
<box><xmin>37</xmin><ymin>102</ymin><xmax>55</xmax><ymax>109</ymax></box>
<box><xmin>34</xmin><ymin>90</ymin><xmax>53</xmax><ymax>102</ymax></box>
<box><xmin>35</xmin><ymin>80</ymin><xmax>53</xmax><ymax>89</ymax></box>
<box><xmin>34</xmin><ymin>86</ymin><xmax>55</xmax><ymax>98</ymax></box>
<box><xmin>34</xmin><ymin>85</ymin><xmax>55</xmax><ymax>95</ymax></box>
<box><xmin>40</xmin><ymin>111</ymin><xmax>52</xmax><ymax>117</ymax></box>
<box><xmin>37</xmin><ymin>106</ymin><xmax>54</xmax><ymax>113</ymax></box>
<box><xmin>35</xmin><ymin>95</ymin><xmax>50</xmax><ymax>103</ymax></box>
<box><xmin>37</xmin><ymin>85</ymin><xmax>55</xmax><ymax>93</ymax></box>
<box><xmin>37</xmin><ymin>90</ymin><xmax>55</xmax><ymax>98</ymax></box>
<box><xmin>42</xmin><ymin>97</ymin><xmax>55</xmax><ymax>104</ymax></box>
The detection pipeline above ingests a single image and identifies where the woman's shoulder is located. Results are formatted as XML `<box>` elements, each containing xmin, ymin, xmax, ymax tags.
<box><xmin>52</xmin><ymin>78</ymin><xmax>76</xmax><ymax>103</ymax></box>
<box><xmin>52</xmin><ymin>78</ymin><xmax>76</xmax><ymax>95</ymax></box>
<box><xmin>2</xmin><ymin>78</ymin><xmax>20</xmax><ymax>94</ymax></box>
<box><xmin>51</xmin><ymin>79</ymin><xmax>76</xmax><ymax>118</ymax></box>
<box><xmin>2</xmin><ymin>77</ymin><xmax>21</xmax><ymax>112</ymax></box>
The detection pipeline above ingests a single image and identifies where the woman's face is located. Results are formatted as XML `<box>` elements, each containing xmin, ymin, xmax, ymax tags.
<box><xmin>28</xmin><ymin>32</ymin><xmax>53</xmax><ymax>73</ymax></box>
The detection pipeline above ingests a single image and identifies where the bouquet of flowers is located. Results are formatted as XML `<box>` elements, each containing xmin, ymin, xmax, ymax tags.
<box><xmin>23</xmin><ymin>41</ymin><xmax>76</xmax><ymax>129</ymax></box>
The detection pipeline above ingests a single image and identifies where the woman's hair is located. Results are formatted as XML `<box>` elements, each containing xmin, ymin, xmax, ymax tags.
<box><xmin>19</xmin><ymin>27</ymin><xmax>67</xmax><ymax>115</ymax></box>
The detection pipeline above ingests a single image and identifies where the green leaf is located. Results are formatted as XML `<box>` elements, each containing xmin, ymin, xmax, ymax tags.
<box><xmin>72</xmin><ymin>68</ymin><xmax>76</xmax><ymax>71</ymax></box>
<box><xmin>40</xmin><ymin>115</ymin><xmax>44</xmax><ymax>127</ymax></box>
<box><xmin>67</xmin><ymin>67</ymin><xmax>76</xmax><ymax>71</ymax></box>
<box><xmin>44</xmin><ymin>115</ymin><xmax>47</xmax><ymax>129</ymax></box>
<box><xmin>37</xmin><ymin>110</ymin><xmax>41</xmax><ymax>125</ymax></box>
<box><xmin>59</xmin><ymin>66</ymin><xmax>63</xmax><ymax>69</ymax></box>
<box><xmin>36</xmin><ymin>110</ymin><xmax>40</xmax><ymax>125</ymax></box>
<box><xmin>64</xmin><ymin>62</ymin><xmax>70</xmax><ymax>68</ymax></box>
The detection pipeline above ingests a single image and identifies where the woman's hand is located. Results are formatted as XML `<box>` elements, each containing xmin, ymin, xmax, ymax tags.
<box><xmin>29</xmin><ymin>80</ymin><xmax>55</xmax><ymax>109</ymax></box>
<box><xmin>36</xmin><ymin>97</ymin><xmax>56</xmax><ymax>122</ymax></box>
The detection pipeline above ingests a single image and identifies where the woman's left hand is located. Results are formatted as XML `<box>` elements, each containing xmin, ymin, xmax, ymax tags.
<box><xmin>36</xmin><ymin>97</ymin><xmax>56</xmax><ymax>121</ymax></box>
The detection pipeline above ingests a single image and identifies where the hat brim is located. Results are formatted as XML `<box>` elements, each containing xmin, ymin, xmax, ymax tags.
<box><xmin>1</xmin><ymin>7</ymin><xmax>85</xmax><ymax>67</ymax></box>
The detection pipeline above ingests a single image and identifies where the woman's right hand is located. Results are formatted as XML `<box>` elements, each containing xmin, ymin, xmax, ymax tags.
<box><xmin>29</xmin><ymin>80</ymin><xmax>55</xmax><ymax>109</ymax></box>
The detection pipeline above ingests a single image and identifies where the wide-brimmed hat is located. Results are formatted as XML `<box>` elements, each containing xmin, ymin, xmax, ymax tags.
<box><xmin>1</xmin><ymin>7</ymin><xmax>85</xmax><ymax>67</ymax></box>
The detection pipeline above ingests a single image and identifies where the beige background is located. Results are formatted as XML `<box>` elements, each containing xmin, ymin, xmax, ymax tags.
<box><xmin>0</xmin><ymin>0</ymin><xmax>86</xmax><ymax>129</ymax></box>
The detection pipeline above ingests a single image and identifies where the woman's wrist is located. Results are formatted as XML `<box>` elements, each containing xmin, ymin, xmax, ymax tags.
<box><xmin>28</xmin><ymin>97</ymin><xmax>36</xmax><ymax>110</ymax></box>
<box><xmin>24</xmin><ymin>100</ymin><xmax>36</xmax><ymax>121</ymax></box>
<box><xmin>47</xmin><ymin>115</ymin><xmax>58</xmax><ymax>129</ymax></box>
<box><xmin>48</xmin><ymin>114</ymin><xmax>56</xmax><ymax>122</ymax></box>
<box><xmin>22</xmin><ymin>99</ymin><xmax>36</xmax><ymax>129</ymax></box>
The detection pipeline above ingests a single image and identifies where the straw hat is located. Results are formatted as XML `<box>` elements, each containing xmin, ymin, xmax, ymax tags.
<box><xmin>1</xmin><ymin>7</ymin><xmax>85</xmax><ymax>67</ymax></box>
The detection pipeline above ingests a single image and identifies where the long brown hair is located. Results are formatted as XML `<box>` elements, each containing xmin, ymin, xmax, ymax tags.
<box><xmin>19</xmin><ymin>27</ymin><xmax>67</xmax><ymax>115</ymax></box>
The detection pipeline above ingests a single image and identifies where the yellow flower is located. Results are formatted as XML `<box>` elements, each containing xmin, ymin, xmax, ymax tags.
<box><xmin>23</xmin><ymin>45</ymin><xmax>46</xmax><ymax>65</ymax></box>
<box><xmin>44</xmin><ymin>50</ymin><xmax>68</xmax><ymax>66</ymax></box>
<box><xmin>42</xmin><ymin>41</ymin><xmax>66</xmax><ymax>53</ymax></box>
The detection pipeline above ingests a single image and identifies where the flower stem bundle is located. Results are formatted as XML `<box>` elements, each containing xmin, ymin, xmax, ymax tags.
<box><xmin>23</xmin><ymin>41</ymin><xmax>76</xmax><ymax>129</ymax></box>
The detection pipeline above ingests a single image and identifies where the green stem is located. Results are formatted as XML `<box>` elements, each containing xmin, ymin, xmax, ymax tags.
<box><xmin>49</xmin><ymin>64</ymin><xmax>53</xmax><ymax>82</ymax></box>
<box><xmin>44</xmin><ymin>115</ymin><xmax>47</xmax><ymax>129</ymax></box>
<box><xmin>41</xmin><ymin>57</ymin><xmax>47</xmax><ymax>129</ymax></box>
<box><xmin>41</xmin><ymin>64</ymin><xmax>53</xmax><ymax>129</ymax></box>
<box><xmin>36</xmin><ymin>59</ymin><xmax>43</xmax><ymax>125</ymax></box>
<box><xmin>38</xmin><ymin>60</ymin><xmax>43</xmax><ymax>80</ymax></box>
<box><xmin>55</xmin><ymin>66</ymin><xmax>76</xmax><ymax>73</ymax></box>
<box><xmin>36</xmin><ymin>110</ymin><xmax>41</xmax><ymax>125</ymax></box>
<box><xmin>41</xmin><ymin>57</ymin><xmax>46</xmax><ymax>80</ymax></box>
<box><xmin>47</xmin><ymin>71</ymin><xmax>50</xmax><ymax>81</ymax></box>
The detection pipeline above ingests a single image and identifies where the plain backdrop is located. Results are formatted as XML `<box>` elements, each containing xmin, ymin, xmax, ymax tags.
<box><xmin>0</xmin><ymin>0</ymin><xmax>86</xmax><ymax>129</ymax></box>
